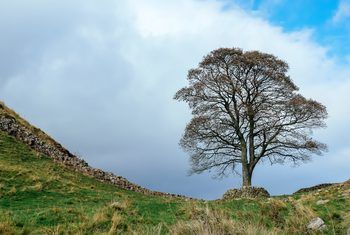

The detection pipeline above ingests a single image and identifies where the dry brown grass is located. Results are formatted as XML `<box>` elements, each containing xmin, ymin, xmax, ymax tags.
<box><xmin>260</xmin><ymin>198</ymin><xmax>288</xmax><ymax>228</ymax></box>
<box><xmin>22</xmin><ymin>182</ymin><xmax>43</xmax><ymax>192</ymax></box>
<box><xmin>8</xmin><ymin>186</ymin><xmax>16</xmax><ymax>195</ymax></box>
<box><xmin>342</xmin><ymin>212</ymin><xmax>350</xmax><ymax>233</ymax></box>
<box><xmin>284</xmin><ymin>200</ymin><xmax>316</xmax><ymax>234</ymax></box>
<box><xmin>109</xmin><ymin>199</ymin><xmax>131</xmax><ymax>211</ymax></box>
<box><xmin>0</xmin><ymin>221</ymin><xmax>15</xmax><ymax>235</ymax></box>
<box><xmin>0</xmin><ymin>162</ymin><xmax>29</xmax><ymax>175</ymax></box>
<box><xmin>109</xmin><ymin>213</ymin><xmax>123</xmax><ymax>234</ymax></box>
<box><xmin>28</xmin><ymin>174</ymin><xmax>40</xmax><ymax>182</ymax></box>
<box><xmin>92</xmin><ymin>207</ymin><xmax>111</xmax><ymax>225</ymax></box>
<box><xmin>0</xmin><ymin>213</ymin><xmax>16</xmax><ymax>235</ymax></box>
<box><xmin>171</xmin><ymin>204</ymin><xmax>278</xmax><ymax>235</ymax></box>
<box><xmin>73</xmin><ymin>198</ymin><xmax>133</xmax><ymax>234</ymax></box>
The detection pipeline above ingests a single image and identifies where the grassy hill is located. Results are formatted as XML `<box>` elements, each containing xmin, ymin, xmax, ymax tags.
<box><xmin>0</xmin><ymin>110</ymin><xmax>349</xmax><ymax>234</ymax></box>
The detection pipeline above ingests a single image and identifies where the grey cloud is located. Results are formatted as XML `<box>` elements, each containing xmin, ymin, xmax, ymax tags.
<box><xmin>0</xmin><ymin>0</ymin><xmax>349</xmax><ymax>199</ymax></box>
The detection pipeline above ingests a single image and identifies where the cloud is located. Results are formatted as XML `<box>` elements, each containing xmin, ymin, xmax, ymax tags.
<box><xmin>333</xmin><ymin>0</ymin><xmax>350</xmax><ymax>23</ymax></box>
<box><xmin>0</xmin><ymin>0</ymin><xmax>349</xmax><ymax>199</ymax></box>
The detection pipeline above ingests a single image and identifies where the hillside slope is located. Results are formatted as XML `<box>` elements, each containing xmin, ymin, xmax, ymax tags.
<box><xmin>0</xmin><ymin>101</ymin><xmax>186</xmax><ymax>199</ymax></box>
<box><xmin>0</xmin><ymin>130</ymin><xmax>188</xmax><ymax>234</ymax></box>
<box><xmin>0</xmin><ymin>103</ymin><xmax>349</xmax><ymax>234</ymax></box>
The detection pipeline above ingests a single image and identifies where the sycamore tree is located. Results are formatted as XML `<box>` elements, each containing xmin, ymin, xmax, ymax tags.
<box><xmin>174</xmin><ymin>48</ymin><xmax>327</xmax><ymax>187</ymax></box>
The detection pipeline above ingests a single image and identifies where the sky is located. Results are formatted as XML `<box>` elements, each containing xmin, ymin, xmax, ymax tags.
<box><xmin>0</xmin><ymin>0</ymin><xmax>349</xmax><ymax>199</ymax></box>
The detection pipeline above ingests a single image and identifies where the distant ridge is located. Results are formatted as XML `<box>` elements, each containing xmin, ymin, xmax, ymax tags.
<box><xmin>0</xmin><ymin>101</ymin><xmax>191</xmax><ymax>199</ymax></box>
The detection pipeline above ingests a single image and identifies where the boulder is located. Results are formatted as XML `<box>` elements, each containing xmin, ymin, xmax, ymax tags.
<box><xmin>222</xmin><ymin>186</ymin><xmax>270</xmax><ymax>199</ymax></box>
<box><xmin>307</xmin><ymin>217</ymin><xmax>326</xmax><ymax>231</ymax></box>
<box><xmin>316</xmin><ymin>199</ymin><xmax>329</xmax><ymax>205</ymax></box>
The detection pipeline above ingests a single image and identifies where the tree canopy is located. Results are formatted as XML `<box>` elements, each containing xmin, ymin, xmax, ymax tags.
<box><xmin>174</xmin><ymin>48</ymin><xmax>327</xmax><ymax>187</ymax></box>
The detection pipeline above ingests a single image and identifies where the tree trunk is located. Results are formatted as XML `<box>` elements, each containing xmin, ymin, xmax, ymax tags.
<box><xmin>242</xmin><ymin>164</ymin><xmax>252</xmax><ymax>187</ymax></box>
<box><xmin>241</xmin><ymin>144</ymin><xmax>252</xmax><ymax>187</ymax></box>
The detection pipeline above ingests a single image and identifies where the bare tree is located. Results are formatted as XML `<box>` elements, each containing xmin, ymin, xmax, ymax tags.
<box><xmin>174</xmin><ymin>48</ymin><xmax>327</xmax><ymax>187</ymax></box>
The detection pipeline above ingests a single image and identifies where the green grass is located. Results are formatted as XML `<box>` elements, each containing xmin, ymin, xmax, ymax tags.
<box><xmin>0</xmin><ymin>130</ymin><xmax>349</xmax><ymax>234</ymax></box>
<box><xmin>0</xmin><ymin>130</ymin><xmax>185</xmax><ymax>233</ymax></box>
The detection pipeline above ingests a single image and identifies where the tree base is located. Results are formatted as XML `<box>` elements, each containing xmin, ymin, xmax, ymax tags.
<box><xmin>222</xmin><ymin>187</ymin><xmax>270</xmax><ymax>199</ymax></box>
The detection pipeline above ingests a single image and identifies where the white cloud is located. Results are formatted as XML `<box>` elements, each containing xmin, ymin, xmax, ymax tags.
<box><xmin>333</xmin><ymin>0</ymin><xmax>350</xmax><ymax>23</ymax></box>
<box><xmin>0</xmin><ymin>0</ymin><xmax>349</xmax><ymax>199</ymax></box>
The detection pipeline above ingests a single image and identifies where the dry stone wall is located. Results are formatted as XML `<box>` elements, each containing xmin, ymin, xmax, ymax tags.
<box><xmin>0</xmin><ymin>112</ymin><xmax>191</xmax><ymax>199</ymax></box>
<box><xmin>293</xmin><ymin>183</ymin><xmax>334</xmax><ymax>194</ymax></box>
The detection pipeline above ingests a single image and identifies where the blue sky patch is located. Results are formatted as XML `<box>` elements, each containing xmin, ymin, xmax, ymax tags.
<box><xmin>228</xmin><ymin>0</ymin><xmax>350</xmax><ymax>58</ymax></box>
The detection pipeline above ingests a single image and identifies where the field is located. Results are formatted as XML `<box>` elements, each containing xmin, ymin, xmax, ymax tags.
<box><xmin>0</xmin><ymin>130</ymin><xmax>349</xmax><ymax>234</ymax></box>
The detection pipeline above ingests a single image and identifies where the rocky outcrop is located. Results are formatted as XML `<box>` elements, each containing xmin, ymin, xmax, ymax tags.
<box><xmin>222</xmin><ymin>186</ymin><xmax>270</xmax><ymax>199</ymax></box>
<box><xmin>0</xmin><ymin>106</ymin><xmax>191</xmax><ymax>200</ymax></box>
